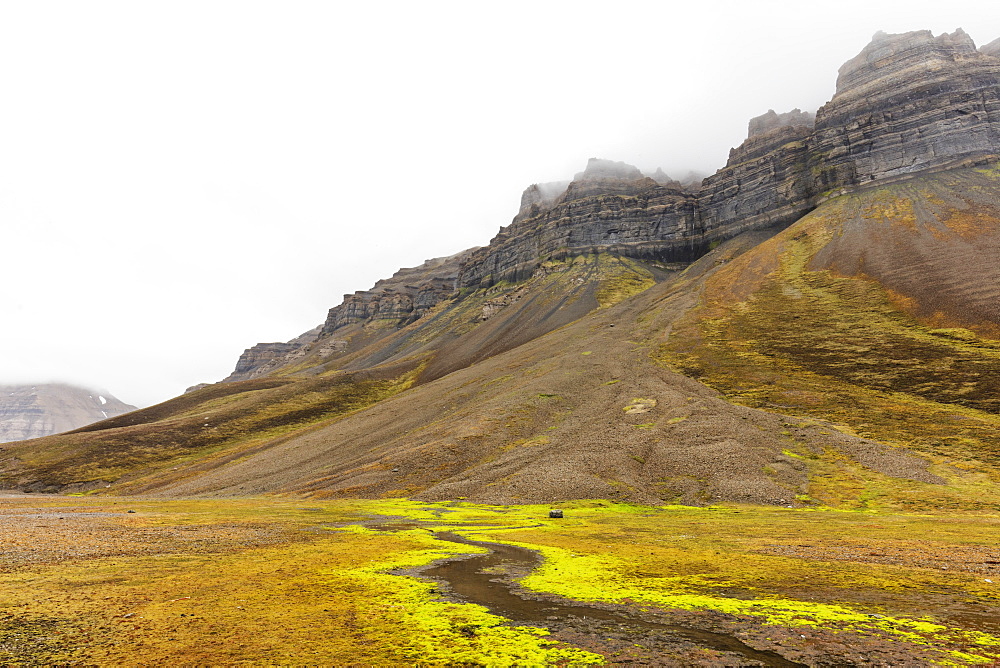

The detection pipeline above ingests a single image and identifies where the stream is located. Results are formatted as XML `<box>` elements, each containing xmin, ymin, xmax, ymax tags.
<box><xmin>417</xmin><ymin>530</ymin><xmax>806</xmax><ymax>667</ymax></box>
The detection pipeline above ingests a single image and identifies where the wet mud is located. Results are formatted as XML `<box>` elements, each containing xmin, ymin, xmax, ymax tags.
<box><xmin>418</xmin><ymin>531</ymin><xmax>805</xmax><ymax>667</ymax></box>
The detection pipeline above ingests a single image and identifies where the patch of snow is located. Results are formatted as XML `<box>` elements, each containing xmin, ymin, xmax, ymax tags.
<box><xmin>101</xmin><ymin>411</ymin><xmax>108</xmax><ymax>418</ymax></box>
<box><xmin>99</xmin><ymin>395</ymin><xmax>107</xmax><ymax>405</ymax></box>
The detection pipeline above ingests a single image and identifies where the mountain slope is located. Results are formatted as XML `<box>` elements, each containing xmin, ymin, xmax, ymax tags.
<box><xmin>661</xmin><ymin>164</ymin><xmax>1000</xmax><ymax>509</ymax></box>
<box><xmin>0</xmin><ymin>384</ymin><xmax>135</xmax><ymax>443</ymax></box>
<box><xmin>124</xmin><ymin>235</ymin><xmax>944</xmax><ymax>506</ymax></box>
<box><xmin>0</xmin><ymin>255</ymin><xmax>657</xmax><ymax>493</ymax></box>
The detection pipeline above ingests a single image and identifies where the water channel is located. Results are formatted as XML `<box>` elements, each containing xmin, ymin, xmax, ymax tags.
<box><xmin>414</xmin><ymin>530</ymin><xmax>805</xmax><ymax>667</ymax></box>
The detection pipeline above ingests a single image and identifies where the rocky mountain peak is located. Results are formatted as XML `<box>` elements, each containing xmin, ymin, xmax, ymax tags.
<box><xmin>648</xmin><ymin>167</ymin><xmax>676</xmax><ymax>185</ymax></box>
<box><xmin>573</xmin><ymin>158</ymin><xmax>645</xmax><ymax>182</ymax></box>
<box><xmin>223</xmin><ymin>25</ymin><xmax>1000</xmax><ymax>379</ymax></box>
<box><xmin>0</xmin><ymin>384</ymin><xmax>135</xmax><ymax>442</ymax></box>
<box><xmin>835</xmin><ymin>29</ymin><xmax>980</xmax><ymax>96</ymax></box>
<box><xmin>981</xmin><ymin>37</ymin><xmax>1000</xmax><ymax>57</ymax></box>
<box><xmin>747</xmin><ymin>108</ymin><xmax>814</xmax><ymax>138</ymax></box>
<box><xmin>560</xmin><ymin>158</ymin><xmax>660</xmax><ymax>205</ymax></box>
<box><xmin>517</xmin><ymin>180</ymin><xmax>570</xmax><ymax>219</ymax></box>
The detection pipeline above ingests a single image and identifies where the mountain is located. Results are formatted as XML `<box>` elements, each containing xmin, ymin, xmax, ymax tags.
<box><xmin>2</xmin><ymin>29</ymin><xmax>999</xmax><ymax>509</ymax></box>
<box><xmin>0</xmin><ymin>384</ymin><xmax>135</xmax><ymax>443</ymax></box>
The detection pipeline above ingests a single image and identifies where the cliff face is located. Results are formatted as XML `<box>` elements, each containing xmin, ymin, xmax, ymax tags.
<box><xmin>458</xmin><ymin>159</ymin><xmax>700</xmax><ymax>288</ymax></box>
<box><xmin>812</xmin><ymin>29</ymin><xmax>1000</xmax><ymax>186</ymax></box>
<box><xmin>457</xmin><ymin>30</ymin><xmax>1000</xmax><ymax>290</ymax></box>
<box><xmin>318</xmin><ymin>250</ymin><xmax>475</xmax><ymax>335</ymax></box>
<box><xmin>696</xmin><ymin>118</ymin><xmax>815</xmax><ymax>240</ymax></box>
<box><xmin>0</xmin><ymin>385</ymin><xmax>135</xmax><ymax>442</ymax></box>
<box><xmin>223</xmin><ymin>251</ymin><xmax>476</xmax><ymax>382</ymax></box>
<box><xmin>224</xmin><ymin>29</ymin><xmax>1000</xmax><ymax>380</ymax></box>
<box><xmin>223</xmin><ymin>328</ymin><xmax>321</xmax><ymax>383</ymax></box>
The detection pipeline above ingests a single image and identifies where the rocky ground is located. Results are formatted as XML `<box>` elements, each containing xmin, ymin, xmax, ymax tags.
<box><xmin>0</xmin><ymin>494</ymin><xmax>293</xmax><ymax>570</ymax></box>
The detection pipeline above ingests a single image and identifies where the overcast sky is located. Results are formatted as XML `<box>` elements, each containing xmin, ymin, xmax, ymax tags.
<box><xmin>2</xmin><ymin>1</ymin><xmax>999</xmax><ymax>407</ymax></box>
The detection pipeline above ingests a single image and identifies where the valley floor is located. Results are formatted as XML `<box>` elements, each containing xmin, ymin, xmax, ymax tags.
<box><xmin>1</xmin><ymin>495</ymin><xmax>999</xmax><ymax>666</ymax></box>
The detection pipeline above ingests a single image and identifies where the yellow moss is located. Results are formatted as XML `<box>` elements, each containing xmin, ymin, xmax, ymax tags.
<box><xmin>4</xmin><ymin>498</ymin><xmax>1000</xmax><ymax>663</ymax></box>
<box><xmin>594</xmin><ymin>255</ymin><xmax>656</xmax><ymax>308</ymax></box>
<box><xmin>0</xmin><ymin>498</ymin><xmax>603</xmax><ymax>665</ymax></box>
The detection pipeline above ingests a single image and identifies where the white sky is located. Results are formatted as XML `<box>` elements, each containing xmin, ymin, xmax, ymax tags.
<box><xmin>2</xmin><ymin>1</ymin><xmax>999</xmax><ymax>407</ymax></box>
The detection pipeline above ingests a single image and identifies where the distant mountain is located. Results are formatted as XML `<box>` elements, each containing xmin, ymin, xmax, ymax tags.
<box><xmin>3</xmin><ymin>29</ymin><xmax>1000</xmax><ymax>508</ymax></box>
<box><xmin>0</xmin><ymin>384</ymin><xmax>135</xmax><ymax>443</ymax></box>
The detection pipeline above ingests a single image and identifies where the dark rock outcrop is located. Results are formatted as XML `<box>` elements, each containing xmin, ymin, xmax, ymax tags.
<box><xmin>223</xmin><ymin>339</ymin><xmax>307</xmax><ymax>383</ymax></box>
<box><xmin>319</xmin><ymin>250</ymin><xmax>474</xmax><ymax>336</ymax></box>
<box><xmin>223</xmin><ymin>252</ymin><xmax>476</xmax><ymax>382</ymax></box>
<box><xmin>747</xmin><ymin>108</ymin><xmax>815</xmax><ymax>137</ymax></box>
<box><xmin>696</xmin><ymin>117</ymin><xmax>815</xmax><ymax>240</ymax></box>
<box><xmin>517</xmin><ymin>180</ymin><xmax>570</xmax><ymax>217</ymax></box>
<box><xmin>812</xmin><ymin>29</ymin><xmax>1000</xmax><ymax>186</ymax></box>
<box><xmin>457</xmin><ymin>159</ymin><xmax>701</xmax><ymax>288</ymax></box>
<box><xmin>457</xmin><ymin>29</ymin><xmax>1000</xmax><ymax>290</ymax></box>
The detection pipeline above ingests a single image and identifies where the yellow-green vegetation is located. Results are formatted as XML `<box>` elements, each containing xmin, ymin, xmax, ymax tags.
<box><xmin>623</xmin><ymin>397</ymin><xmax>657</xmax><ymax>414</ymax></box>
<box><xmin>495</xmin><ymin>502</ymin><xmax>1000</xmax><ymax>664</ymax></box>
<box><xmin>594</xmin><ymin>254</ymin><xmax>656</xmax><ymax>308</ymax></box>
<box><xmin>3</xmin><ymin>497</ymin><xmax>999</xmax><ymax>664</ymax></box>
<box><xmin>656</xmin><ymin>182</ymin><xmax>1000</xmax><ymax>511</ymax></box>
<box><xmin>0</xmin><ymin>498</ymin><xmax>601</xmax><ymax>665</ymax></box>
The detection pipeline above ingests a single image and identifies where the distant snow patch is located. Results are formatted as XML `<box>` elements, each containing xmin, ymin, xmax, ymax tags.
<box><xmin>99</xmin><ymin>395</ymin><xmax>107</xmax><ymax>405</ymax></box>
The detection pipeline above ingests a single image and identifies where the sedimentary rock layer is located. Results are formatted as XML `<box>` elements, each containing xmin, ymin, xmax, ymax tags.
<box><xmin>457</xmin><ymin>159</ymin><xmax>700</xmax><ymax>288</ymax></box>
<box><xmin>226</xmin><ymin>29</ymin><xmax>1000</xmax><ymax>378</ymax></box>
<box><xmin>456</xmin><ymin>30</ymin><xmax>1000</xmax><ymax>290</ymax></box>
<box><xmin>319</xmin><ymin>250</ymin><xmax>474</xmax><ymax>336</ymax></box>
<box><xmin>813</xmin><ymin>29</ymin><xmax>1000</xmax><ymax>186</ymax></box>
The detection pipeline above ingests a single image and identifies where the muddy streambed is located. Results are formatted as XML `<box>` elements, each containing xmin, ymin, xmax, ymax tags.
<box><xmin>410</xmin><ymin>530</ymin><xmax>805</xmax><ymax>666</ymax></box>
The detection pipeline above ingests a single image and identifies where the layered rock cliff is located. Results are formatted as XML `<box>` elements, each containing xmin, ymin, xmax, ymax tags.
<box><xmin>224</xmin><ymin>251</ymin><xmax>476</xmax><ymax>381</ymax></box>
<box><xmin>224</xmin><ymin>29</ymin><xmax>1000</xmax><ymax>380</ymax></box>
<box><xmin>223</xmin><ymin>327</ymin><xmax>322</xmax><ymax>383</ymax></box>
<box><xmin>318</xmin><ymin>250</ymin><xmax>475</xmax><ymax>336</ymax></box>
<box><xmin>812</xmin><ymin>28</ymin><xmax>1000</xmax><ymax>186</ymax></box>
<box><xmin>457</xmin><ymin>159</ymin><xmax>700</xmax><ymax>288</ymax></box>
<box><xmin>455</xmin><ymin>29</ymin><xmax>1000</xmax><ymax>290</ymax></box>
<box><xmin>0</xmin><ymin>384</ymin><xmax>135</xmax><ymax>442</ymax></box>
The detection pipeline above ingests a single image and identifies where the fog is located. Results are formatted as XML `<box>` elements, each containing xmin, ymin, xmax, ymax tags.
<box><xmin>2</xmin><ymin>1</ymin><xmax>999</xmax><ymax>407</ymax></box>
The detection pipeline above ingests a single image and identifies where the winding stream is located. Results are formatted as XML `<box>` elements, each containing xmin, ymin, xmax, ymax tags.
<box><xmin>419</xmin><ymin>530</ymin><xmax>805</xmax><ymax>667</ymax></box>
